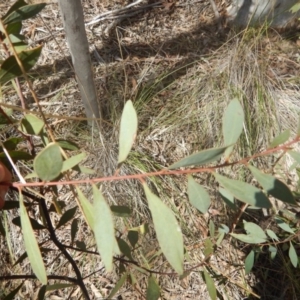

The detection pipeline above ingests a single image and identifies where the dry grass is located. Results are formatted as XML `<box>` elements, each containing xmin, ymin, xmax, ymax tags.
<box><xmin>2</xmin><ymin>0</ymin><xmax>300</xmax><ymax>299</ymax></box>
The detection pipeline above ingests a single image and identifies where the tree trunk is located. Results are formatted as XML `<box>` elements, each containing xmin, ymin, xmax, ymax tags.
<box><xmin>57</xmin><ymin>0</ymin><xmax>101</xmax><ymax>126</ymax></box>
<box><xmin>227</xmin><ymin>0</ymin><xmax>300</xmax><ymax>28</ymax></box>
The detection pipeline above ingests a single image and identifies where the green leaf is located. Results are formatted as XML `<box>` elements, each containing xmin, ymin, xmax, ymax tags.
<box><xmin>118</xmin><ymin>100</ymin><xmax>138</xmax><ymax>163</ymax></box>
<box><xmin>61</xmin><ymin>153</ymin><xmax>86</xmax><ymax>172</ymax></box>
<box><xmin>73</xmin><ymin>165</ymin><xmax>95</xmax><ymax>174</ymax></box>
<box><xmin>269</xmin><ymin>245</ymin><xmax>277</xmax><ymax>260</ymax></box>
<box><xmin>3</xmin><ymin>282</ymin><xmax>24</xmax><ymax>300</ymax></box>
<box><xmin>128</xmin><ymin>230</ymin><xmax>139</xmax><ymax>248</ymax></box>
<box><xmin>275</xmin><ymin>217</ymin><xmax>294</xmax><ymax>234</ymax></box>
<box><xmin>223</xmin><ymin>98</ymin><xmax>244</xmax><ymax>158</ymax></box>
<box><xmin>19</xmin><ymin>192</ymin><xmax>47</xmax><ymax>284</ymax></box>
<box><xmin>6</xmin><ymin>22</ymin><xmax>22</xmax><ymax>35</ymax></box>
<box><xmin>12</xmin><ymin>216</ymin><xmax>45</xmax><ymax>230</ymax></box>
<box><xmin>266</xmin><ymin>229</ymin><xmax>279</xmax><ymax>241</ymax></box>
<box><xmin>37</xmin><ymin>285</ymin><xmax>46</xmax><ymax>300</ymax></box>
<box><xmin>245</xmin><ymin>250</ymin><xmax>255</xmax><ymax>274</ymax></box>
<box><xmin>244</xmin><ymin>221</ymin><xmax>267</xmax><ymax>238</ymax></box>
<box><xmin>3</xmin><ymin>137</ymin><xmax>23</xmax><ymax>150</ymax></box>
<box><xmin>0</xmin><ymin>150</ymin><xmax>32</xmax><ymax>161</ymax></box>
<box><xmin>0</xmin><ymin>46</ymin><xmax>43</xmax><ymax>84</ymax></box>
<box><xmin>93</xmin><ymin>184</ymin><xmax>118</xmax><ymax>272</ymax></box>
<box><xmin>33</xmin><ymin>143</ymin><xmax>63</xmax><ymax>181</ymax></box>
<box><xmin>168</xmin><ymin>145</ymin><xmax>229</xmax><ymax>170</ymax></box>
<box><xmin>146</xmin><ymin>276</ymin><xmax>160</xmax><ymax>300</ymax></box>
<box><xmin>231</xmin><ymin>221</ymin><xmax>267</xmax><ymax>244</ymax></box>
<box><xmin>3</xmin><ymin>3</ymin><xmax>46</xmax><ymax>24</ymax></box>
<box><xmin>288</xmin><ymin>150</ymin><xmax>300</xmax><ymax>165</ymax></box>
<box><xmin>230</xmin><ymin>233</ymin><xmax>266</xmax><ymax>244</ymax></box>
<box><xmin>187</xmin><ymin>175</ymin><xmax>210</xmax><ymax>214</ymax></box>
<box><xmin>75</xmin><ymin>187</ymin><xmax>94</xmax><ymax>229</ymax></box>
<box><xmin>19</xmin><ymin>114</ymin><xmax>44</xmax><ymax>135</ymax></box>
<box><xmin>204</xmin><ymin>238</ymin><xmax>214</xmax><ymax>258</ymax></box>
<box><xmin>219</xmin><ymin>187</ymin><xmax>236</xmax><ymax>210</ymax></box>
<box><xmin>248</xmin><ymin>165</ymin><xmax>296</xmax><ymax>205</ymax></box>
<box><xmin>56</xmin><ymin>206</ymin><xmax>77</xmax><ymax>229</ymax></box>
<box><xmin>203</xmin><ymin>269</ymin><xmax>217</xmax><ymax>300</ymax></box>
<box><xmin>289</xmin><ymin>242</ymin><xmax>298</xmax><ymax>268</ymax></box>
<box><xmin>118</xmin><ymin>238</ymin><xmax>133</xmax><ymax>260</ymax></box>
<box><xmin>214</xmin><ymin>173</ymin><xmax>271</xmax><ymax>208</ymax></box>
<box><xmin>216</xmin><ymin>232</ymin><xmax>225</xmax><ymax>247</ymax></box>
<box><xmin>110</xmin><ymin>205</ymin><xmax>132</xmax><ymax>217</ymax></box>
<box><xmin>269</xmin><ymin>130</ymin><xmax>290</xmax><ymax>148</ymax></box>
<box><xmin>107</xmin><ymin>272</ymin><xmax>127</xmax><ymax>299</ymax></box>
<box><xmin>298</xmin><ymin>114</ymin><xmax>300</xmax><ymax>136</ymax></box>
<box><xmin>2</xmin><ymin>0</ymin><xmax>27</xmax><ymax>19</ymax></box>
<box><xmin>3</xmin><ymin>201</ymin><xmax>22</xmax><ymax>210</ymax></box>
<box><xmin>75</xmin><ymin>241</ymin><xmax>86</xmax><ymax>250</ymax></box>
<box><xmin>143</xmin><ymin>183</ymin><xmax>184</xmax><ymax>274</ymax></box>
<box><xmin>71</xmin><ymin>218</ymin><xmax>78</xmax><ymax>245</ymax></box>
<box><xmin>290</xmin><ymin>3</ymin><xmax>300</xmax><ymax>13</ymax></box>
<box><xmin>56</xmin><ymin>140</ymin><xmax>79</xmax><ymax>150</ymax></box>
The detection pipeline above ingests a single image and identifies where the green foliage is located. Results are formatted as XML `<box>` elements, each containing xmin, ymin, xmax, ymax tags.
<box><xmin>1</xmin><ymin>2</ymin><xmax>300</xmax><ymax>296</ymax></box>
<box><xmin>19</xmin><ymin>192</ymin><xmax>47</xmax><ymax>284</ymax></box>
<box><xmin>118</xmin><ymin>100</ymin><xmax>138</xmax><ymax>164</ymax></box>
<box><xmin>187</xmin><ymin>175</ymin><xmax>211</xmax><ymax>213</ymax></box>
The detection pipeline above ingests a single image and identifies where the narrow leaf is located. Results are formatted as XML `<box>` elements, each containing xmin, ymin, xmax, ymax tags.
<box><xmin>3</xmin><ymin>3</ymin><xmax>46</xmax><ymax>24</ymax></box>
<box><xmin>33</xmin><ymin>143</ymin><xmax>63</xmax><ymax>181</ymax></box>
<box><xmin>288</xmin><ymin>150</ymin><xmax>300</xmax><ymax>165</ymax></box>
<box><xmin>230</xmin><ymin>233</ymin><xmax>267</xmax><ymax>244</ymax></box>
<box><xmin>107</xmin><ymin>272</ymin><xmax>127</xmax><ymax>299</ymax></box>
<box><xmin>203</xmin><ymin>269</ymin><xmax>217</xmax><ymax>300</ymax></box>
<box><xmin>0</xmin><ymin>46</ymin><xmax>43</xmax><ymax>84</ymax></box>
<box><xmin>214</xmin><ymin>173</ymin><xmax>271</xmax><ymax>208</ymax></box>
<box><xmin>118</xmin><ymin>100</ymin><xmax>138</xmax><ymax>163</ymax></box>
<box><xmin>93</xmin><ymin>184</ymin><xmax>117</xmax><ymax>272</ymax></box>
<box><xmin>289</xmin><ymin>242</ymin><xmax>298</xmax><ymax>268</ymax></box>
<box><xmin>146</xmin><ymin>276</ymin><xmax>160</xmax><ymax>300</ymax></box>
<box><xmin>71</xmin><ymin>219</ymin><xmax>78</xmax><ymax>245</ymax></box>
<box><xmin>110</xmin><ymin>205</ymin><xmax>132</xmax><ymax>217</ymax></box>
<box><xmin>168</xmin><ymin>145</ymin><xmax>229</xmax><ymax>170</ymax></box>
<box><xmin>75</xmin><ymin>187</ymin><xmax>94</xmax><ymax>229</ymax></box>
<box><xmin>37</xmin><ymin>285</ymin><xmax>46</xmax><ymax>300</ymax></box>
<box><xmin>12</xmin><ymin>216</ymin><xmax>45</xmax><ymax>230</ymax></box>
<box><xmin>56</xmin><ymin>207</ymin><xmax>77</xmax><ymax>229</ymax></box>
<box><xmin>223</xmin><ymin>98</ymin><xmax>244</xmax><ymax>158</ymax></box>
<box><xmin>143</xmin><ymin>183</ymin><xmax>184</xmax><ymax>274</ymax></box>
<box><xmin>128</xmin><ymin>231</ymin><xmax>139</xmax><ymax>248</ymax></box>
<box><xmin>269</xmin><ymin>130</ymin><xmax>290</xmax><ymax>148</ymax></box>
<box><xmin>118</xmin><ymin>238</ymin><xmax>133</xmax><ymax>260</ymax></box>
<box><xmin>275</xmin><ymin>217</ymin><xmax>294</xmax><ymax>234</ymax></box>
<box><xmin>187</xmin><ymin>175</ymin><xmax>210</xmax><ymax>213</ymax></box>
<box><xmin>19</xmin><ymin>192</ymin><xmax>47</xmax><ymax>284</ymax></box>
<box><xmin>245</xmin><ymin>250</ymin><xmax>255</xmax><ymax>274</ymax></box>
<box><xmin>56</xmin><ymin>140</ymin><xmax>79</xmax><ymax>150</ymax></box>
<box><xmin>3</xmin><ymin>282</ymin><xmax>23</xmax><ymax>300</ymax></box>
<box><xmin>249</xmin><ymin>165</ymin><xmax>296</xmax><ymax>205</ymax></box>
<box><xmin>19</xmin><ymin>114</ymin><xmax>44</xmax><ymax>135</ymax></box>
<box><xmin>219</xmin><ymin>187</ymin><xmax>236</xmax><ymax>210</ymax></box>
<box><xmin>243</xmin><ymin>221</ymin><xmax>267</xmax><ymax>239</ymax></box>
<box><xmin>266</xmin><ymin>229</ymin><xmax>279</xmax><ymax>241</ymax></box>
<box><xmin>2</xmin><ymin>0</ymin><xmax>27</xmax><ymax>20</ymax></box>
<box><xmin>61</xmin><ymin>153</ymin><xmax>86</xmax><ymax>172</ymax></box>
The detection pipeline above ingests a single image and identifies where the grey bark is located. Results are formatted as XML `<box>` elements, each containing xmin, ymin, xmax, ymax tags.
<box><xmin>227</xmin><ymin>0</ymin><xmax>300</xmax><ymax>28</ymax></box>
<box><xmin>57</xmin><ymin>0</ymin><xmax>101</xmax><ymax>125</ymax></box>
